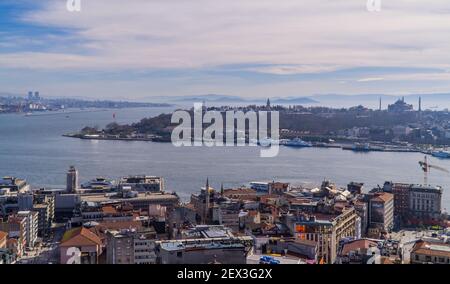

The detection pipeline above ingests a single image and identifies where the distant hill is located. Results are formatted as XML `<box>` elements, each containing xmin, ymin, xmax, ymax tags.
<box><xmin>150</xmin><ymin>94</ymin><xmax>318</xmax><ymax>105</ymax></box>
<box><xmin>271</xmin><ymin>97</ymin><xmax>318</xmax><ymax>104</ymax></box>
<box><xmin>174</xmin><ymin>94</ymin><xmax>247</xmax><ymax>102</ymax></box>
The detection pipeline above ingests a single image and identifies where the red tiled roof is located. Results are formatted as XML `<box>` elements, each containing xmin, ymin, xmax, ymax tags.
<box><xmin>341</xmin><ymin>239</ymin><xmax>378</xmax><ymax>256</ymax></box>
<box><xmin>60</xmin><ymin>227</ymin><xmax>102</xmax><ymax>247</ymax></box>
<box><xmin>0</xmin><ymin>231</ymin><xmax>7</xmax><ymax>240</ymax></box>
<box><xmin>372</xmin><ymin>192</ymin><xmax>393</xmax><ymax>203</ymax></box>
<box><xmin>101</xmin><ymin>206</ymin><xmax>118</xmax><ymax>214</ymax></box>
<box><xmin>411</xmin><ymin>240</ymin><xmax>450</xmax><ymax>258</ymax></box>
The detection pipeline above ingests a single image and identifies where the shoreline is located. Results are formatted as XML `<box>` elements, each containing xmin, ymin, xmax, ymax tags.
<box><xmin>63</xmin><ymin>133</ymin><xmax>433</xmax><ymax>154</ymax></box>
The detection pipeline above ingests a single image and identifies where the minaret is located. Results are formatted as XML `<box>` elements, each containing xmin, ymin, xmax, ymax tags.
<box><xmin>204</xmin><ymin>177</ymin><xmax>210</xmax><ymax>224</ymax></box>
<box><xmin>419</xmin><ymin>97</ymin><xmax>422</xmax><ymax>112</ymax></box>
<box><xmin>379</xmin><ymin>97</ymin><xmax>382</xmax><ymax>111</ymax></box>
<box><xmin>220</xmin><ymin>183</ymin><xmax>224</xmax><ymax>197</ymax></box>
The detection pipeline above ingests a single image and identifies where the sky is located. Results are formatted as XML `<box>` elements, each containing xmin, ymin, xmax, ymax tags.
<box><xmin>1</xmin><ymin>0</ymin><xmax>450</xmax><ymax>101</ymax></box>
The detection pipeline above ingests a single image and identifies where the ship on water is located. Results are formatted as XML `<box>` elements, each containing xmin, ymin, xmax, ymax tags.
<box><xmin>432</xmin><ymin>150</ymin><xmax>450</xmax><ymax>159</ymax></box>
<box><xmin>342</xmin><ymin>143</ymin><xmax>384</xmax><ymax>152</ymax></box>
<box><xmin>81</xmin><ymin>177</ymin><xmax>116</xmax><ymax>191</ymax></box>
<box><xmin>282</xmin><ymin>138</ymin><xmax>313</xmax><ymax>148</ymax></box>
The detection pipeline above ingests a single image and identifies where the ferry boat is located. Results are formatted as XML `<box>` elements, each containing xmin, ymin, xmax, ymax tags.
<box><xmin>81</xmin><ymin>177</ymin><xmax>115</xmax><ymax>190</ymax></box>
<box><xmin>283</xmin><ymin>138</ymin><xmax>313</xmax><ymax>148</ymax></box>
<box><xmin>432</xmin><ymin>150</ymin><xmax>450</xmax><ymax>159</ymax></box>
<box><xmin>342</xmin><ymin>143</ymin><xmax>371</xmax><ymax>152</ymax></box>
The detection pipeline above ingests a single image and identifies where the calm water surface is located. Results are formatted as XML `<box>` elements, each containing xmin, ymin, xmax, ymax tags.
<box><xmin>0</xmin><ymin>107</ymin><xmax>449</xmax><ymax>209</ymax></box>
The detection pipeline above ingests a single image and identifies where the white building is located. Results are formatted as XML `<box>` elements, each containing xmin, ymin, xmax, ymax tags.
<box><xmin>17</xmin><ymin>211</ymin><xmax>39</xmax><ymax>248</ymax></box>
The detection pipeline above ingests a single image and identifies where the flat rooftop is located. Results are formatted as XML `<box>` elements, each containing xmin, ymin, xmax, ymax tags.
<box><xmin>80</xmin><ymin>192</ymin><xmax>178</xmax><ymax>203</ymax></box>
<box><xmin>160</xmin><ymin>240</ymin><xmax>246</xmax><ymax>252</ymax></box>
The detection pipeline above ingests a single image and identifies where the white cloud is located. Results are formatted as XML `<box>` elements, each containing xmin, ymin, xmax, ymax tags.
<box><xmin>1</xmin><ymin>0</ymin><xmax>450</xmax><ymax>74</ymax></box>
<box><xmin>3</xmin><ymin>0</ymin><xmax>450</xmax><ymax>98</ymax></box>
<box><xmin>357</xmin><ymin>77</ymin><xmax>384</xmax><ymax>82</ymax></box>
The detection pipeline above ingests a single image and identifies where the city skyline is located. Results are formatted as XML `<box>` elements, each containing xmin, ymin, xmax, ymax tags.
<box><xmin>2</xmin><ymin>0</ymin><xmax>450</xmax><ymax>100</ymax></box>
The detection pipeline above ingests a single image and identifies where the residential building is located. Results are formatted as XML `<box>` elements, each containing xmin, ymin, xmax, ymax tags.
<box><xmin>290</xmin><ymin>207</ymin><xmax>359</xmax><ymax>264</ymax></box>
<box><xmin>33</xmin><ymin>194</ymin><xmax>55</xmax><ymax>237</ymax></box>
<box><xmin>369</xmin><ymin>192</ymin><xmax>394</xmax><ymax>233</ymax></box>
<box><xmin>60</xmin><ymin>227</ymin><xmax>103</xmax><ymax>264</ymax></box>
<box><xmin>411</xmin><ymin>240</ymin><xmax>450</xmax><ymax>264</ymax></box>
<box><xmin>18</xmin><ymin>192</ymin><xmax>33</xmax><ymax>211</ymax></box>
<box><xmin>347</xmin><ymin>182</ymin><xmax>364</xmax><ymax>195</ymax></box>
<box><xmin>266</xmin><ymin>237</ymin><xmax>318</xmax><ymax>263</ymax></box>
<box><xmin>17</xmin><ymin>211</ymin><xmax>39</xmax><ymax>248</ymax></box>
<box><xmin>250</xmin><ymin>181</ymin><xmax>290</xmax><ymax>194</ymax></box>
<box><xmin>337</xmin><ymin>239</ymin><xmax>379</xmax><ymax>264</ymax></box>
<box><xmin>214</xmin><ymin>201</ymin><xmax>240</xmax><ymax>231</ymax></box>
<box><xmin>157</xmin><ymin>225</ymin><xmax>253</xmax><ymax>264</ymax></box>
<box><xmin>353</xmin><ymin>200</ymin><xmax>368</xmax><ymax>237</ymax></box>
<box><xmin>0</xmin><ymin>216</ymin><xmax>26</xmax><ymax>257</ymax></box>
<box><xmin>388</xmin><ymin>182</ymin><xmax>410</xmax><ymax>222</ymax></box>
<box><xmin>409</xmin><ymin>185</ymin><xmax>442</xmax><ymax>220</ymax></box>
<box><xmin>223</xmin><ymin>188</ymin><xmax>258</xmax><ymax>201</ymax></box>
<box><xmin>106</xmin><ymin>228</ymin><xmax>157</xmax><ymax>264</ymax></box>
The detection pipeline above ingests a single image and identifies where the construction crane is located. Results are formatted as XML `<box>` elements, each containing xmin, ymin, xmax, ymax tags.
<box><xmin>419</xmin><ymin>156</ymin><xmax>449</xmax><ymax>185</ymax></box>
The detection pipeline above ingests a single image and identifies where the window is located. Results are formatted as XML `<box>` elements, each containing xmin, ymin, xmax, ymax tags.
<box><xmin>177</xmin><ymin>252</ymin><xmax>182</xmax><ymax>258</ymax></box>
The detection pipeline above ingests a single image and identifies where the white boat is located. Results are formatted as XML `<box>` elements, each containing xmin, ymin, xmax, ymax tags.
<box><xmin>283</xmin><ymin>138</ymin><xmax>312</xmax><ymax>147</ymax></box>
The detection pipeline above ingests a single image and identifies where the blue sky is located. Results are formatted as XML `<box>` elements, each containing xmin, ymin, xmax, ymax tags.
<box><xmin>1</xmin><ymin>0</ymin><xmax>450</xmax><ymax>101</ymax></box>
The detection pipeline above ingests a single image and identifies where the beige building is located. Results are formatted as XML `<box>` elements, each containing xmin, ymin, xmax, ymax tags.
<box><xmin>369</xmin><ymin>192</ymin><xmax>394</xmax><ymax>232</ymax></box>
<box><xmin>293</xmin><ymin>207</ymin><xmax>359</xmax><ymax>264</ymax></box>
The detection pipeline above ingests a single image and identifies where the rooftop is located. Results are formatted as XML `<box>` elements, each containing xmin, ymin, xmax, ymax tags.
<box><xmin>159</xmin><ymin>240</ymin><xmax>246</xmax><ymax>252</ymax></box>
<box><xmin>80</xmin><ymin>192</ymin><xmax>178</xmax><ymax>203</ymax></box>
<box><xmin>341</xmin><ymin>239</ymin><xmax>379</xmax><ymax>256</ymax></box>
<box><xmin>0</xmin><ymin>231</ymin><xmax>7</xmax><ymax>240</ymax></box>
<box><xmin>371</xmin><ymin>192</ymin><xmax>393</xmax><ymax>203</ymax></box>
<box><xmin>60</xmin><ymin>227</ymin><xmax>102</xmax><ymax>247</ymax></box>
<box><xmin>412</xmin><ymin>240</ymin><xmax>450</xmax><ymax>258</ymax></box>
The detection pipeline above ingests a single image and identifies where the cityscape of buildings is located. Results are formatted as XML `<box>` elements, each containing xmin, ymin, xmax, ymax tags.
<box><xmin>1</xmin><ymin>167</ymin><xmax>449</xmax><ymax>264</ymax></box>
<box><xmin>0</xmin><ymin>92</ymin><xmax>169</xmax><ymax>114</ymax></box>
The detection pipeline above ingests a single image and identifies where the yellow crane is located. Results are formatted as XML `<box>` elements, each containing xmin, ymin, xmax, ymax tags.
<box><xmin>419</xmin><ymin>156</ymin><xmax>449</xmax><ymax>185</ymax></box>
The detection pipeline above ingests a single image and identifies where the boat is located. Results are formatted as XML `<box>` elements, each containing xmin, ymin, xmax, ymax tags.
<box><xmin>283</xmin><ymin>138</ymin><xmax>312</xmax><ymax>147</ymax></box>
<box><xmin>81</xmin><ymin>177</ymin><xmax>115</xmax><ymax>190</ymax></box>
<box><xmin>258</xmin><ymin>138</ymin><xmax>279</xmax><ymax>147</ymax></box>
<box><xmin>431</xmin><ymin>151</ymin><xmax>450</xmax><ymax>159</ymax></box>
<box><xmin>342</xmin><ymin>143</ymin><xmax>371</xmax><ymax>152</ymax></box>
